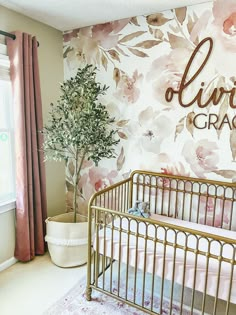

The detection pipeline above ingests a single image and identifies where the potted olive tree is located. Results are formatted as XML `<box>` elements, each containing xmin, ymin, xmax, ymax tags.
<box><xmin>42</xmin><ymin>65</ymin><xmax>119</xmax><ymax>267</ymax></box>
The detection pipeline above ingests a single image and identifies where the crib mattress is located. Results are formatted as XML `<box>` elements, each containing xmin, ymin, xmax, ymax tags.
<box><xmin>94</xmin><ymin>214</ymin><xmax>236</xmax><ymax>303</ymax></box>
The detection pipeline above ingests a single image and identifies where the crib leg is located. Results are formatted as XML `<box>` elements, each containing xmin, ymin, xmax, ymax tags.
<box><xmin>86</xmin><ymin>286</ymin><xmax>92</xmax><ymax>301</ymax></box>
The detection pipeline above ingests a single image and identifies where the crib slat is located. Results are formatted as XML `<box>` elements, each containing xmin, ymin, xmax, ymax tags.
<box><xmin>109</xmin><ymin>214</ymin><xmax>114</xmax><ymax>294</ymax></box>
<box><xmin>180</xmin><ymin>232</ymin><xmax>188</xmax><ymax>315</ymax></box>
<box><xmin>133</xmin><ymin>219</ymin><xmax>139</xmax><ymax>304</ymax></box>
<box><xmin>150</xmin><ymin>227</ymin><xmax>157</xmax><ymax>312</ymax></box>
<box><xmin>159</xmin><ymin>227</ymin><xmax>167</xmax><ymax>313</ymax></box>
<box><xmin>225</xmin><ymin>246</ymin><xmax>236</xmax><ymax>315</ymax></box>
<box><xmin>141</xmin><ymin>223</ymin><xmax>148</xmax><ymax>308</ymax></box>
<box><xmin>125</xmin><ymin>219</ymin><xmax>131</xmax><ymax>300</ymax></box>
<box><xmin>94</xmin><ymin>211</ymin><xmax>100</xmax><ymax>288</ymax></box>
<box><xmin>213</xmin><ymin>241</ymin><xmax>223</xmax><ymax>314</ymax></box>
<box><xmin>201</xmin><ymin>239</ymin><xmax>211</xmax><ymax>315</ymax></box>
<box><xmin>169</xmin><ymin>229</ymin><xmax>177</xmax><ymax>315</ymax></box>
<box><xmin>117</xmin><ymin>216</ymin><xmax>122</xmax><ymax>297</ymax></box>
<box><xmin>102</xmin><ymin>212</ymin><xmax>107</xmax><ymax>290</ymax></box>
<box><xmin>190</xmin><ymin>238</ymin><xmax>200</xmax><ymax>314</ymax></box>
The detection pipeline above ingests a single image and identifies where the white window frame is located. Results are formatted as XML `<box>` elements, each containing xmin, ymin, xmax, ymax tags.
<box><xmin>0</xmin><ymin>41</ymin><xmax>16</xmax><ymax>213</ymax></box>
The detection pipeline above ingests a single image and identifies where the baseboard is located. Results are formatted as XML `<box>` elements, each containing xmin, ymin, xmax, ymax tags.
<box><xmin>0</xmin><ymin>257</ymin><xmax>18</xmax><ymax>272</ymax></box>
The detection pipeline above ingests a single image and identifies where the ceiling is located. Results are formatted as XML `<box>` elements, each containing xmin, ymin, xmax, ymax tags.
<box><xmin>0</xmin><ymin>0</ymin><xmax>212</xmax><ymax>31</ymax></box>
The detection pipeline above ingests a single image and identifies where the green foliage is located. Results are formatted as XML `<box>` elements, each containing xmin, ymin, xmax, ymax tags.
<box><xmin>42</xmin><ymin>65</ymin><xmax>119</xmax><ymax>221</ymax></box>
<box><xmin>43</xmin><ymin>64</ymin><xmax>119</xmax><ymax>164</ymax></box>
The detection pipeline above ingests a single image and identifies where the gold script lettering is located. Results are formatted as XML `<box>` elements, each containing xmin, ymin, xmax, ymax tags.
<box><xmin>165</xmin><ymin>37</ymin><xmax>236</xmax><ymax>108</ymax></box>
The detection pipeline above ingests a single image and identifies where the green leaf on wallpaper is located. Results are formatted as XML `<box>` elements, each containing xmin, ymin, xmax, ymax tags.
<box><xmin>213</xmin><ymin>170</ymin><xmax>236</xmax><ymax>179</ymax></box>
<box><xmin>63</xmin><ymin>46</ymin><xmax>74</xmax><ymax>58</ymax></box>
<box><xmin>167</xmin><ymin>32</ymin><xmax>189</xmax><ymax>49</ymax></box>
<box><xmin>117</xmin><ymin>146</ymin><xmax>125</xmax><ymax>171</ymax></box>
<box><xmin>101</xmin><ymin>53</ymin><xmax>108</xmax><ymax>71</ymax></box>
<box><xmin>186</xmin><ymin>112</ymin><xmax>195</xmax><ymax>138</ymax></box>
<box><xmin>130</xmin><ymin>16</ymin><xmax>140</xmax><ymax>27</ymax></box>
<box><xmin>134</xmin><ymin>40</ymin><xmax>162</xmax><ymax>49</ymax></box>
<box><xmin>230</xmin><ymin>130</ymin><xmax>236</xmax><ymax>161</ymax></box>
<box><xmin>128</xmin><ymin>48</ymin><xmax>148</xmax><ymax>58</ymax></box>
<box><xmin>175</xmin><ymin>7</ymin><xmax>187</xmax><ymax>25</ymax></box>
<box><xmin>108</xmin><ymin>49</ymin><xmax>120</xmax><ymax>62</ymax></box>
<box><xmin>174</xmin><ymin>116</ymin><xmax>185</xmax><ymax>141</ymax></box>
<box><xmin>119</xmin><ymin>31</ymin><xmax>146</xmax><ymax>44</ymax></box>
<box><xmin>113</xmin><ymin>68</ymin><xmax>120</xmax><ymax>87</ymax></box>
<box><xmin>146</xmin><ymin>13</ymin><xmax>172</xmax><ymax>26</ymax></box>
<box><xmin>118</xmin><ymin>131</ymin><xmax>128</xmax><ymax>140</ymax></box>
<box><xmin>116</xmin><ymin>120</ymin><xmax>129</xmax><ymax>127</ymax></box>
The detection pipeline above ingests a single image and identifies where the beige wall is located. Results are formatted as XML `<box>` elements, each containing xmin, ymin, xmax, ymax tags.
<box><xmin>0</xmin><ymin>5</ymin><xmax>65</xmax><ymax>264</ymax></box>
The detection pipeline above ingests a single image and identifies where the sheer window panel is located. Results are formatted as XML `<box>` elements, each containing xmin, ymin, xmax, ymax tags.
<box><xmin>0</xmin><ymin>55</ymin><xmax>15</xmax><ymax>206</ymax></box>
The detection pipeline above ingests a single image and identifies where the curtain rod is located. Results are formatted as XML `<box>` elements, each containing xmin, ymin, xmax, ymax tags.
<box><xmin>0</xmin><ymin>30</ymin><xmax>16</xmax><ymax>40</ymax></box>
<box><xmin>0</xmin><ymin>30</ymin><xmax>40</xmax><ymax>46</ymax></box>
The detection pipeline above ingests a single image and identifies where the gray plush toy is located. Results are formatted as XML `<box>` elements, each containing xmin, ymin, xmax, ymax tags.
<box><xmin>128</xmin><ymin>200</ymin><xmax>150</xmax><ymax>218</ymax></box>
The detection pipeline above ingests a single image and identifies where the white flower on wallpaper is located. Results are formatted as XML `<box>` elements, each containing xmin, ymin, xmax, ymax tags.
<box><xmin>63</xmin><ymin>0</ymin><xmax>236</xmax><ymax>210</ymax></box>
<box><xmin>182</xmin><ymin>139</ymin><xmax>219</xmax><ymax>178</ymax></box>
<box><xmin>127</xmin><ymin>106</ymin><xmax>173</xmax><ymax>154</ymax></box>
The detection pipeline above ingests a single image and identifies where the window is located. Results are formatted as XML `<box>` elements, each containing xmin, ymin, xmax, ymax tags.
<box><xmin>0</xmin><ymin>40</ymin><xmax>15</xmax><ymax>207</ymax></box>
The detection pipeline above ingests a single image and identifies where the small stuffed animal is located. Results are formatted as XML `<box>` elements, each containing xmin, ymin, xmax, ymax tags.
<box><xmin>128</xmin><ymin>200</ymin><xmax>150</xmax><ymax>218</ymax></box>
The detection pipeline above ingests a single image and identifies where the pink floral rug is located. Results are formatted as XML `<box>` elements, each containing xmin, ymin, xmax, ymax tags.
<box><xmin>44</xmin><ymin>273</ymin><xmax>202</xmax><ymax>315</ymax></box>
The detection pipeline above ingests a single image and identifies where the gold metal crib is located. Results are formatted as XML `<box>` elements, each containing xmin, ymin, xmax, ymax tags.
<box><xmin>86</xmin><ymin>170</ymin><xmax>236</xmax><ymax>315</ymax></box>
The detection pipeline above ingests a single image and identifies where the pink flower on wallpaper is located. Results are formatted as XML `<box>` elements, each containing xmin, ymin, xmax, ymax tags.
<box><xmin>213</xmin><ymin>0</ymin><xmax>236</xmax><ymax>43</ymax></box>
<box><xmin>114</xmin><ymin>70</ymin><xmax>143</xmax><ymax>104</ymax></box>
<box><xmin>182</xmin><ymin>139</ymin><xmax>219</xmax><ymax>178</ymax></box>
<box><xmin>92</xmin><ymin>19</ymin><xmax>130</xmax><ymax>49</ymax></box>
<box><xmin>198</xmin><ymin>194</ymin><xmax>232</xmax><ymax>228</ymax></box>
<box><xmin>205</xmin><ymin>0</ymin><xmax>236</xmax><ymax>77</ymax></box>
<box><xmin>128</xmin><ymin>106</ymin><xmax>173</xmax><ymax>154</ymax></box>
<box><xmin>89</xmin><ymin>167</ymin><xmax>118</xmax><ymax>192</ymax></box>
<box><xmin>63</xmin><ymin>28</ymin><xmax>80</xmax><ymax>43</ymax></box>
<box><xmin>67</xmin><ymin>167</ymin><xmax>120</xmax><ymax>215</ymax></box>
<box><xmin>64</xmin><ymin>19</ymin><xmax>130</xmax><ymax>65</ymax></box>
<box><xmin>161</xmin><ymin>162</ymin><xmax>190</xmax><ymax>177</ymax></box>
<box><xmin>159</xmin><ymin>162</ymin><xmax>190</xmax><ymax>189</ymax></box>
<box><xmin>146</xmin><ymin>48</ymin><xmax>192</xmax><ymax>107</ymax></box>
<box><xmin>223</xmin><ymin>12</ymin><xmax>236</xmax><ymax>36</ymax></box>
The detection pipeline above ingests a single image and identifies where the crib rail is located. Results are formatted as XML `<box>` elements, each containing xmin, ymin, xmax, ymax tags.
<box><xmin>89</xmin><ymin>177</ymin><xmax>131</xmax><ymax>212</ymax></box>
<box><xmin>131</xmin><ymin>170</ymin><xmax>236</xmax><ymax>231</ymax></box>
<box><xmin>88</xmin><ymin>207</ymin><xmax>236</xmax><ymax>314</ymax></box>
<box><xmin>87</xmin><ymin>170</ymin><xmax>236</xmax><ymax>315</ymax></box>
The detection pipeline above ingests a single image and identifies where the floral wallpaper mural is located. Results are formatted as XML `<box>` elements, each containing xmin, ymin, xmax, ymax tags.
<box><xmin>63</xmin><ymin>0</ymin><xmax>236</xmax><ymax>214</ymax></box>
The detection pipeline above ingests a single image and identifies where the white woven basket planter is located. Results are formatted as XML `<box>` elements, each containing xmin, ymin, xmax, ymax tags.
<box><xmin>45</xmin><ymin>213</ymin><xmax>91</xmax><ymax>268</ymax></box>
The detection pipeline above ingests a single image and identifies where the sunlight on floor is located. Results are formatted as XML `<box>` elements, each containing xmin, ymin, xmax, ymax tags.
<box><xmin>0</xmin><ymin>252</ymin><xmax>86</xmax><ymax>315</ymax></box>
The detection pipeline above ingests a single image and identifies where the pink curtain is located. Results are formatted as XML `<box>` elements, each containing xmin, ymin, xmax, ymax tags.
<box><xmin>7</xmin><ymin>31</ymin><xmax>47</xmax><ymax>262</ymax></box>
